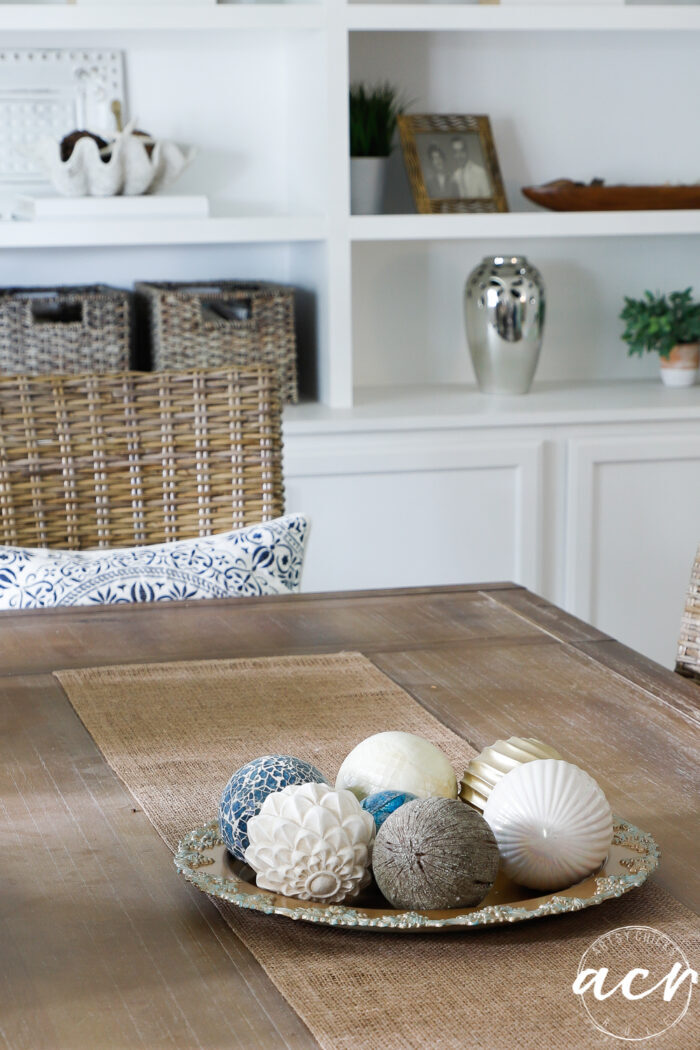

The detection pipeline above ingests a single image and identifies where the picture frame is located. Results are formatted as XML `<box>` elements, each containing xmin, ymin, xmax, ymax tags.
<box><xmin>398</xmin><ymin>114</ymin><xmax>508</xmax><ymax>215</ymax></box>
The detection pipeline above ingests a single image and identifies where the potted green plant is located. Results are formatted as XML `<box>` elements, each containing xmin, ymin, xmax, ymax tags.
<box><xmin>349</xmin><ymin>82</ymin><xmax>403</xmax><ymax>215</ymax></box>
<box><xmin>620</xmin><ymin>288</ymin><xmax>700</xmax><ymax>387</ymax></box>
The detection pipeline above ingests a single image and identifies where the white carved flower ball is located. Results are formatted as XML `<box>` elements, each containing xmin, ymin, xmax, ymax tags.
<box><xmin>245</xmin><ymin>782</ymin><xmax>376</xmax><ymax>904</ymax></box>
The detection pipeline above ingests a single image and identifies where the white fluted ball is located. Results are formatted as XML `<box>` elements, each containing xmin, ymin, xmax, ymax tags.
<box><xmin>483</xmin><ymin>759</ymin><xmax>613</xmax><ymax>891</ymax></box>
<box><xmin>245</xmin><ymin>782</ymin><xmax>375</xmax><ymax>904</ymax></box>
<box><xmin>335</xmin><ymin>731</ymin><xmax>458</xmax><ymax>802</ymax></box>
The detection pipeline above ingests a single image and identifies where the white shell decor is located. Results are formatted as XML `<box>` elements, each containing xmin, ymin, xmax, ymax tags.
<box><xmin>460</xmin><ymin>736</ymin><xmax>562</xmax><ymax>811</ymax></box>
<box><xmin>335</xmin><ymin>731</ymin><xmax>458</xmax><ymax>802</ymax></box>
<box><xmin>30</xmin><ymin>121</ymin><xmax>195</xmax><ymax>197</ymax></box>
<box><xmin>245</xmin><ymin>782</ymin><xmax>375</xmax><ymax>904</ymax></box>
<box><xmin>483</xmin><ymin>759</ymin><xmax>613</xmax><ymax>892</ymax></box>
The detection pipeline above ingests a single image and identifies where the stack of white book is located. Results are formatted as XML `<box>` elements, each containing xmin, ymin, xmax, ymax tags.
<box><xmin>13</xmin><ymin>195</ymin><xmax>210</xmax><ymax>221</ymax></box>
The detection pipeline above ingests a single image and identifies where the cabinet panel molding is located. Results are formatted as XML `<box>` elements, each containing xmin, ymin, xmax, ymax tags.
<box><xmin>566</xmin><ymin>434</ymin><xmax>700</xmax><ymax>667</ymax></box>
<box><xmin>285</xmin><ymin>435</ymin><xmax>544</xmax><ymax>593</ymax></box>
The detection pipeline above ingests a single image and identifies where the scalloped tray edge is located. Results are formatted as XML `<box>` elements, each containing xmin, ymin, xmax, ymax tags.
<box><xmin>174</xmin><ymin>816</ymin><xmax>659</xmax><ymax>932</ymax></box>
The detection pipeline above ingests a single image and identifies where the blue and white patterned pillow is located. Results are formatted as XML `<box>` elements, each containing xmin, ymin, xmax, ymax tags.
<box><xmin>0</xmin><ymin>513</ymin><xmax>309</xmax><ymax>610</ymax></box>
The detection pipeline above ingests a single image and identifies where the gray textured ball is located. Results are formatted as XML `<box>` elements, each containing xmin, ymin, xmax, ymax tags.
<box><xmin>372</xmin><ymin>797</ymin><xmax>499</xmax><ymax>910</ymax></box>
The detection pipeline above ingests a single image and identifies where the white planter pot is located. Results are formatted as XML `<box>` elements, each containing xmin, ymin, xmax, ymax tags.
<box><xmin>350</xmin><ymin>157</ymin><xmax>387</xmax><ymax>215</ymax></box>
<box><xmin>659</xmin><ymin>343</ymin><xmax>699</xmax><ymax>387</ymax></box>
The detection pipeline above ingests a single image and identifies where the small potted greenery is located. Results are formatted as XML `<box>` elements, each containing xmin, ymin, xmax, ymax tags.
<box><xmin>349</xmin><ymin>82</ymin><xmax>403</xmax><ymax>215</ymax></box>
<box><xmin>620</xmin><ymin>288</ymin><xmax>700</xmax><ymax>387</ymax></box>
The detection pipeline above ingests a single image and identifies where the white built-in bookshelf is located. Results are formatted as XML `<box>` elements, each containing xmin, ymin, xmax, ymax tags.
<box><xmin>2</xmin><ymin>3</ymin><xmax>700</xmax><ymax>410</ymax></box>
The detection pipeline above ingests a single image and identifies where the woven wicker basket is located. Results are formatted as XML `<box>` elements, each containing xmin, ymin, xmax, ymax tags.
<box><xmin>676</xmin><ymin>545</ymin><xmax>700</xmax><ymax>681</ymax></box>
<box><xmin>0</xmin><ymin>285</ymin><xmax>131</xmax><ymax>374</ymax></box>
<box><xmin>0</xmin><ymin>367</ymin><xmax>284</xmax><ymax>550</ymax></box>
<box><xmin>136</xmin><ymin>280</ymin><xmax>298</xmax><ymax>403</ymax></box>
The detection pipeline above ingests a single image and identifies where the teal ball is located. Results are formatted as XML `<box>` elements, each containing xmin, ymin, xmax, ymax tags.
<box><xmin>361</xmin><ymin>790</ymin><xmax>417</xmax><ymax>829</ymax></box>
<box><xmin>219</xmin><ymin>754</ymin><xmax>328</xmax><ymax>861</ymax></box>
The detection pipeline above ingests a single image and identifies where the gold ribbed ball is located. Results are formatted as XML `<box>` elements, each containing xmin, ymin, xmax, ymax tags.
<box><xmin>460</xmin><ymin>737</ymin><xmax>562</xmax><ymax>811</ymax></box>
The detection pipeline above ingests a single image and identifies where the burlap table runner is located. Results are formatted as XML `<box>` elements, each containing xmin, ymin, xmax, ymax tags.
<box><xmin>56</xmin><ymin>653</ymin><xmax>699</xmax><ymax>1050</ymax></box>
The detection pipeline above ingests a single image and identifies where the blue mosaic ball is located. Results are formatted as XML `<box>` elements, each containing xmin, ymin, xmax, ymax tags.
<box><xmin>361</xmin><ymin>790</ymin><xmax>418</xmax><ymax>830</ymax></box>
<box><xmin>219</xmin><ymin>754</ymin><xmax>328</xmax><ymax>861</ymax></box>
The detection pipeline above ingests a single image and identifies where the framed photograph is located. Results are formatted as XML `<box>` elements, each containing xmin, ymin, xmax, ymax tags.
<box><xmin>398</xmin><ymin>114</ymin><xmax>508</xmax><ymax>214</ymax></box>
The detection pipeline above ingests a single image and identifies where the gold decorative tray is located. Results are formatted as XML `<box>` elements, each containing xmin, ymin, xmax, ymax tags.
<box><xmin>175</xmin><ymin>817</ymin><xmax>659</xmax><ymax>932</ymax></box>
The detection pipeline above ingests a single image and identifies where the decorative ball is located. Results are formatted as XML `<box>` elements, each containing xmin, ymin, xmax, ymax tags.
<box><xmin>219</xmin><ymin>754</ymin><xmax>328</xmax><ymax>861</ymax></box>
<box><xmin>361</xmin><ymin>790</ymin><xmax>417</xmax><ymax>829</ymax></box>
<box><xmin>335</xmin><ymin>731</ymin><xmax>458</xmax><ymax>802</ymax></box>
<box><xmin>460</xmin><ymin>736</ymin><xmax>562</xmax><ymax>811</ymax></box>
<box><xmin>483</xmin><ymin>759</ymin><xmax>613</xmax><ymax>891</ymax></box>
<box><xmin>372</xmin><ymin>797</ymin><xmax>499</xmax><ymax>910</ymax></box>
<box><xmin>245</xmin><ymin>782</ymin><xmax>375</xmax><ymax>904</ymax></box>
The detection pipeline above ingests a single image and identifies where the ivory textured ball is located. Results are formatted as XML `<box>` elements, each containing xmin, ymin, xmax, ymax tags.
<box><xmin>219</xmin><ymin>754</ymin><xmax>328</xmax><ymax>861</ymax></box>
<box><xmin>372</xmin><ymin>797</ymin><xmax>500</xmax><ymax>910</ymax></box>
<box><xmin>483</xmin><ymin>759</ymin><xmax>613</xmax><ymax>891</ymax></box>
<box><xmin>335</xmin><ymin>732</ymin><xmax>458</xmax><ymax>802</ymax></box>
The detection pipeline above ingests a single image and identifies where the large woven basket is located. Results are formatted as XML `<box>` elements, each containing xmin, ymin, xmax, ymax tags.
<box><xmin>676</xmin><ymin>544</ymin><xmax>700</xmax><ymax>682</ymax></box>
<box><xmin>0</xmin><ymin>367</ymin><xmax>284</xmax><ymax>550</ymax></box>
<box><xmin>136</xmin><ymin>280</ymin><xmax>298</xmax><ymax>402</ymax></box>
<box><xmin>0</xmin><ymin>285</ymin><xmax>130</xmax><ymax>374</ymax></box>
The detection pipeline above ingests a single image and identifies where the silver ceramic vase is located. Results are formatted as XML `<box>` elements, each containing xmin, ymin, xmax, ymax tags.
<box><xmin>464</xmin><ymin>255</ymin><xmax>546</xmax><ymax>395</ymax></box>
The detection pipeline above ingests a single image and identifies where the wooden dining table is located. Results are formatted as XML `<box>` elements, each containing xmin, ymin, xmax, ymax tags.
<box><xmin>1</xmin><ymin>582</ymin><xmax>698</xmax><ymax>1050</ymax></box>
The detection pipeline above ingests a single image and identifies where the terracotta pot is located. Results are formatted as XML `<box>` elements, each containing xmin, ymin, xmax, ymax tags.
<box><xmin>659</xmin><ymin>343</ymin><xmax>699</xmax><ymax>387</ymax></box>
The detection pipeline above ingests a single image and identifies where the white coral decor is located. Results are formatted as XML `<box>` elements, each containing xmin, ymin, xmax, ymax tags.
<box><xmin>245</xmin><ymin>782</ymin><xmax>375</xmax><ymax>904</ymax></box>
<box><xmin>31</xmin><ymin>120</ymin><xmax>195</xmax><ymax>197</ymax></box>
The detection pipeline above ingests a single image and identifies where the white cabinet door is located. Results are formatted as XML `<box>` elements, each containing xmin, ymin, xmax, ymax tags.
<box><xmin>566</xmin><ymin>435</ymin><xmax>700</xmax><ymax>668</ymax></box>
<box><xmin>285</xmin><ymin>434</ymin><xmax>544</xmax><ymax>593</ymax></box>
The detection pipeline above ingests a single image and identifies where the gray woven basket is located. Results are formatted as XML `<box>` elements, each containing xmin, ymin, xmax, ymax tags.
<box><xmin>0</xmin><ymin>285</ymin><xmax>131</xmax><ymax>374</ymax></box>
<box><xmin>136</xmin><ymin>280</ymin><xmax>298</xmax><ymax>403</ymax></box>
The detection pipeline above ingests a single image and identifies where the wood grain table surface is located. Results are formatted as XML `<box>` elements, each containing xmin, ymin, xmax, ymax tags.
<box><xmin>1</xmin><ymin>583</ymin><xmax>698</xmax><ymax>1050</ymax></box>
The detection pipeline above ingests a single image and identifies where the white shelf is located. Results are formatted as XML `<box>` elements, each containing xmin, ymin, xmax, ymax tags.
<box><xmin>16</xmin><ymin>209</ymin><xmax>700</xmax><ymax>250</ymax></box>
<box><xmin>346</xmin><ymin>4</ymin><xmax>700</xmax><ymax>32</ymax></box>
<box><xmin>4</xmin><ymin>4</ymin><xmax>698</xmax><ymax>35</ymax></box>
<box><xmin>0</xmin><ymin>4</ymin><xmax>324</xmax><ymax>33</ymax></box>
<box><xmin>349</xmin><ymin>210</ymin><xmax>700</xmax><ymax>241</ymax></box>
<box><xmin>0</xmin><ymin>214</ymin><xmax>326</xmax><ymax>249</ymax></box>
<box><xmin>284</xmin><ymin>380</ymin><xmax>700</xmax><ymax>434</ymax></box>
